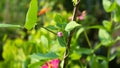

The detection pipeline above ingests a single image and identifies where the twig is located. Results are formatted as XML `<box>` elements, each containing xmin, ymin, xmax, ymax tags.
<box><xmin>41</xmin><ymin>27</ymin><xmax>57</xmax><ymax>35</ymax></box>
<box><xmin>84</xmin><ymin>31</ymin><xmax>92</xmax><ymax>49</ymax></box>
<box><xmin>62</xmin><ymin>0</ymin><xmax>80</xmax><ymax>68</ymax></box>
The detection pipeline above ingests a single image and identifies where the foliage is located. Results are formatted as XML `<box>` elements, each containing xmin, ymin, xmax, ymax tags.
<box><xmin>0</xmin><ymin>0</ymin><xmax>120</xmax><ymax>68</ymax></box>
<box><xmin>24</xmin><ymin>0</ymin><xmax>38</xmax><ymax>30</ymax></box>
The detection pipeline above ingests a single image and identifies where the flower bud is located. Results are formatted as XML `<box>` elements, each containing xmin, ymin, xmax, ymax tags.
<box><xmin>57</xmin><ymin>32</ymin><xmax>63</xmax><ymax>37</ymax></box>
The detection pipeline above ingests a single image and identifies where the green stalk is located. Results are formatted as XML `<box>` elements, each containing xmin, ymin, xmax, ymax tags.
<box><xmin>84</xmin><ymin>31</ymin><xmax>92</xmax><ymax>49</ymax></box>
<box><xmin>41</xmin><ymin>27</ymin><xmax>57</xmax><ymax>35</ymax></box>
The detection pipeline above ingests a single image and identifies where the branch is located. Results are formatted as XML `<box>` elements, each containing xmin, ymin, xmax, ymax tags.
<box><xmin>62</xmin><ymin>0</ymin><xmax>80</xmax><ymax>68</ymax></box>
<box><xmin>41</xmin><ymin>27</ymin><xmax>57</xmax><ymax>35</ymax></box>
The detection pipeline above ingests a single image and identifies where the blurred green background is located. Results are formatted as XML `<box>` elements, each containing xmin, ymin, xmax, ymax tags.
<box><xmin>0</xmin><ymin>0</ymin><xmax>120</xmax><ymax>68</ymax></box>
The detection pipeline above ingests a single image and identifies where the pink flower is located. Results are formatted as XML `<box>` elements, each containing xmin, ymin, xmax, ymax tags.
<box><xmin>41</xmin><ymin>64</ymin><xmax>49</xmax><ymax>68</ymax></box>
<box><xmin>78</xmin><ymin>10</ymin><xmax>86</xmax><ymax>20</ymax></box>
<box><xmin>41</xmin><ymin>59</ymin><xmax>60</xmax><ymax>68</ymax></box>
<box><xmin>78</xmin><ymin>15</ymin><xmax>84</xmax><ymax>20</ymax></box>
<box><xmin>57</xmin><ymin>32</ymin><xmax>63</xmax><ymax>37</ymax></box>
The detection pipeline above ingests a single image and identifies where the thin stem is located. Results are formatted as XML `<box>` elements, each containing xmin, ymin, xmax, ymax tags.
<box><xmin>62</xmin><ymin>0</ymin><xmax>80</xmax><ymax>68</ymax></box>
<box><xmin>84</xmin><ymin>31</ymin><xmax>92</xmax><ymax>49</ymax></box>
<box><xmin>107</xmin><ymin>47</ymin><xmax>111</xmax><ymax>68</ymax></box>
<box><xmin>41</xmin><ymin>27</ymin><xmax>57</xmax><ymax>35</ymax></box>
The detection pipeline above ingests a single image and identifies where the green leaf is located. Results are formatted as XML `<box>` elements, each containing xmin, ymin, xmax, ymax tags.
<box><xmin>54</xmin><ymin>14</ymin><xmax>67</xmax><ymax>29</ymax></box>
<box><xmin>72</xmin><ymin>0</ymin><xmax>77</xmax><ymax>5</ymax></box>
<box><xmin>103</xmin><ymin>20</ymin><xmax>112</xmax><ymax>31</ymax></box>
<box><xmin>40</xmin><ymin>35</ymin><xmax>48</xmax><ymax>48</ymax></box>
<box><xmin>2</xmin><ymin>40</ymin><xmax>17</xmax><ymax>60</ymax></box>
<box><xmin>46</xmin><ymin>25</ymin><xmax>58</xmax><ymax>30</ymax></box>
<box><xmin>77</xmin><ymin>48</ymin><xmax>92</xmax><ymax>55</ymax></box>
<box><xmin>98</xmin><ymin>29</ymin><xmax>113</xmax><ymax>46</ymax></box>
<box><xmin>109</xmin><ymin>53</ymin><xmax>116</xmax><ymax>61</ymax></box>
<box><xmin>24</xmin><ymin>0</ymin><xmax>38</xmax><ymax>30</ymax></box>
<box><xmin>96</xmin><ymin>56</ymin><xmax>108</xmax><ymax>68</ymax></box>
<box><xmin>76</xmin><ymin>27</ymin><xmax>84</xmax><ymax>39</ymax></box>
<box><xmin>90</xmin><ymin>55</ymin><xmax>100</xmax><ymax>68</ymax></box>
<box><xmin>70</xmin><ymin>51</ymin><xmax>81</xmax><ymax>60</ymax></box>
<box><xmin>100</xmin><ymin>60</ymin><xmax>108</xmax><ymax>68</ymax></box>
<box><xmin>0</xmin><ymin>61</ymin><xmax>4</xmax><ymax>68</ymax></box>
<box><xmin>90</xmin><ymin>55</ymin><xmax>108</xmax><ymax>68</ymax></box>
<box><xmin>54</xmin><ymin>14</ymin><xmax>63</xmax><ymax>24</ymax></box>
<box><xmin>116</xmin><ymin>36</ymin><xmax>120</xmax><ymax>41</ymax></box>
<box><xmin>96</xmin><ymin>56</ymin><xmax>107</xmax><ymax>61</ymax></box>
<box><xmin>30</xmin><ymin>52</ymin><xmax>58</xmax><ymax>60</ymax></box>
<box><xmin>28</xmin><ymin>61</ymin><xmax>44</xmax><ymax>68</ymax></box>
<box><xmin>114</xmin><ymin>5</ymin><xmax>120</xmax><ymax>22</ymax></box>
<box><xmin>65</xmin><ymin>21</ymin><xmax>81</xmax><ymax>32</ymax></box>
<box><xmin>0</xmin><ymin>24</ymin><xmax>21</xmax><ymax>28</ymax></box>
<box><xmin>103</xmin><ymin>0</ymin><xmax>116</xmax><ymax>12</ymax></box>
<box><xmin>93</xmin><ymin>43</ymin><xmax>102</xmax><ymax>51</ymax></box>
<box><xmin>57</xmin><ymin>37</ymin><xmax>66</xmax><ymax>47</ymax></box>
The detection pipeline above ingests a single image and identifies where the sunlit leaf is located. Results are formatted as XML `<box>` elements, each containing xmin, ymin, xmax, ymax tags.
<box><xmin>76</xmin><ymin>27</ymin><xmax>84</xmax><ymax>39</ymax></box>
<box><xmin>103</xmin><ymin>20</ymin><xmax>112</xmax><ymax>31</ymax></box>
<box><xmin>54</xmin><ymin>14</ymin><xmax>67</xmax><ymax>30</ymax></box>
<box><xmin>24</xmin><ymin>0</ymin><xmax>38</xmax><ymax>30</ymax></box>
<box><xmin>30</xmin><ymin>52</ymin><xmax>58</xmax><ymax>60</ymax></box>
<box><xmin>2</xmin><ymin>40</ymin><xmax>16</xmax><ymax>60</ymax></box>
<box><xmin>70</xmin><ymin>51</ymin><xmax>81</xmax><ymax>60</ymax></box>
<box><xmin>103</xmin><ymin>0</ymin><xmax>116</xmax><ymax>12</ymax></box>
<box><xmin>98</xmin><ymin>29</ymin><xmax>113</xmax><ymax>46</ymax></box>
<box><xmin>114</xmin><ymin>5</ymin><xmax>120</xmax><ymax>22</ymax></box>
<box><xmin>72</xmin><ymin>0</ymin><xmax>77</xmax><ymax>5</ymax></box>
<box><xmin>28</xmin><ymin>61</ymin><xmax>44</xmax><ymax>68</ymax></box>
<box><xmin>40</xmin><ymin>35</ymin><xmax>48</xmax><ymax>48</ymax></box>
<box><xmin>0</xmin><ymin>24</ymin><xmax>21</xmax><ymax>28</ymax></box>
<box><xmin>54</xmin><ymin>14</ymin><xmax>63</xmax><ymax>24</ymax></box>
<box><xmin>65</xmin><ymin>21</ymin><xmax>81</xmax><ymax>32</ymax></box>
<box><xmin>96</xmin><ymin>56</ymin><xmax>107</xmax><ymax>61</ymax></box>
<box><xmin>116</xmin><ymin>36</ymin><xmax>120</xmax><ymax>41</ymax></box>
<box><xmin>109</xmin><ymin>53</ymin><xmax>116</xmax><ymax>61</ymax></box>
